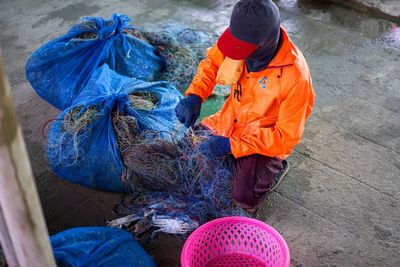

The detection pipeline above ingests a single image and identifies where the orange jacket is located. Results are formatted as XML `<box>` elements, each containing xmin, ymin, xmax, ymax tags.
<box><xmin>186</xmin><ymin>28</ymin><xmax>315</xmax><ymax>159</ymax></box>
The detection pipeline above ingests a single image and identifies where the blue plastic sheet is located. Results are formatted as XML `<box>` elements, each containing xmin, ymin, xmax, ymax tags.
<box><xmin>26</xmin><ymin>14</ymin><xmax>163</xmax><ymax>110</ymax></box>
<box><xmin>46</xmin><ymin>64</ymin><xmax>183</xmax><ymax>192</ymax></box>
<box><xmin>51</xmin><ymin>227</ymin><xmax>156</xmax><ymax>267</ymax></box>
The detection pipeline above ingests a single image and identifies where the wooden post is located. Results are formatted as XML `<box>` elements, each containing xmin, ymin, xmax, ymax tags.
<box><xmin>0</xmin><ymin>55</ymin><xmax>56</xmax><ymax>267</ymax></box>
<box><xmin>0</xmin><ymin>206</ymin><xmax>19</xmax><ymax>266</ymax></box>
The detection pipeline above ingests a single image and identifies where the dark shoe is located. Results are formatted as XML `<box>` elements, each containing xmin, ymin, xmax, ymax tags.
<box><xmin>243</xmin><ymin>206</ymin><xmax>259</xmax><ymax>218</ymax></box>
<box><xmin>233</xmin><ymin>201</ymin><xmax>259</xmax><ymax>218</ymax></box>
<box><xmin>270</xmin><ymin>160</ymin><xmax>290</xmax><ymax>192</ymax></box>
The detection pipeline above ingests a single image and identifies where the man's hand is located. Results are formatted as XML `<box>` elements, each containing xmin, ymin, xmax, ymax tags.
<box><xmin>199</xmin><ymin>135</ymin><xmax>231</xmax><ymax>157</ymax></box>
<box><xmin>175</xmin><ymin>94</ymin><xmax>202</xmax><ymax>128</ymax></box>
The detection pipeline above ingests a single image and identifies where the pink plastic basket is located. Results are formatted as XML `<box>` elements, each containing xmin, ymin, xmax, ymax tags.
<box><xmin>181</xmin><ymin>217</ymin><xmax>290</xmax><ymax>267</ymax></box>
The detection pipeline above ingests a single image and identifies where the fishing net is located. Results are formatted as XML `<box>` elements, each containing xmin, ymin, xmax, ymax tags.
<box><xmin>63</xmin><ymin>105</ymin><xmax>100</xmax><ymax>133</ymax></box>
<box><xmin>27</xmin><ymin>11</ymin><xmax>215</xmax><ymax>111</ymax></box>
<box><xmin>50</xmin><ymin>105</ymin><xmax>101</xmax><ymax>170</ymax></box>
<box><xmin>123</xmin><ymin>26</ymin><xmax>212</xmax><ymax>92</ymax></box>
<box><xmin>55</xmin><ymin>101</ymin><xmax>246</xmax><ymax>237</ymax></box>
<box><xmin>46</xmin><ymin>65</ymin><xmax>183</xmax><ymax>192</ymax></box>
<box><xmin>36</xmin><ymin>14</ymin><xmax>240</xmax><ymax>236</ymax></box>
<box><xmin>108</xmin><ymin>127</ymin><xmax>248</xmax><ymax>239</ymax></box>
<box><xmin>161</xmin><ymin>23</ymin><xmax>216</xmax><ymax>60</ymax></box>
<box><xmin>128</xmin><ymin>92</ymin><xmax>158</xmax><ymax>110</ymax></box>
<box><xmin>49</xmin><ymin>91</ymin><xmax>158</xmax><ymax>170</ymax></box>
<box><xmin>112</xmin><ymin>115</ymin><xmax>140</xmax><ymax>154</ymax></box>
<box><xmin>59</xmin><ymin>91</ymin><xmax>158</xmax><ymax>163</ymax></box>
<box><xmin>26</xmin><ymin>14</ymin><xmax>163</xmax><ymax>110</ymax></box>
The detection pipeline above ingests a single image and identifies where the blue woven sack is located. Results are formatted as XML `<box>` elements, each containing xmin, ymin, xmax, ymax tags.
<box><xmin>26</xmin><ymin>14</ymin><xmax>163</xmax><ymax>110</ymax></box>
<box><xmin>51</xmin><ymin>227</ymin><xmax>156</xmax><ymax>267</ymax></box>
<box><xmin>47</xmin><ymin>64</ymin><xmax>182</xmax><ymax>192</ymax></box>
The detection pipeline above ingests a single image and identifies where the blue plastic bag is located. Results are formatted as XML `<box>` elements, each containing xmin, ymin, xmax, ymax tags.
<box><xmin>26</xmin><ymin>14</ymin><xmax>163</xmax><ymax>110</ymax></box>
<box><xmin>47</xmin><ymin>64</ymin><xmax>183</xmax><ymax>192</ymax></box>
<box><xmin>51</xmin><ymin>227</ymin><xmax>156</xmax><ymax>267</ymax></box>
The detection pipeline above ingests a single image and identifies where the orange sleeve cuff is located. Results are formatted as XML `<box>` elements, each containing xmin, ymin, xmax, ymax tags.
<box><xmin>185</xmin><ymin>86</ymin><xmax>207</xmax><ymax>102</ymax></box>
<box><xmin>230</xmin><ymin>137</ymin><xmax>245</xmax><ymax>158</ymax></box>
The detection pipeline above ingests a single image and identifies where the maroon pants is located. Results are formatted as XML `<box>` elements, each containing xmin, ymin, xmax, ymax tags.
<box><xmin>231</xmin><ymin>154</ymin><xmax>283</xmax><ymax>209</ymax></box>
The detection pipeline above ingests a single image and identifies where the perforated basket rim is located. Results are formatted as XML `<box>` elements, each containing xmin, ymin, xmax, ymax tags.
<box><xmin>180</xmin><ymin>216</ymin><xmax>290</xmax><ymax>267</ymax></box>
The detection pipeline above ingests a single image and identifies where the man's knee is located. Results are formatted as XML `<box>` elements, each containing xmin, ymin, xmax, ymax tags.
<box><xmin>232</xmin><ymin>154</ymin><xmax>282</xmax><ymax>208</ymax></box>
<box><xmin>231</xmin><ymin>154</ymin><xmax>258</xmax><ymax>208</ymax></box>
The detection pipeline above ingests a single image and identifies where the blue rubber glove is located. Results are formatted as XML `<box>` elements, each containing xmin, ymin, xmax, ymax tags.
<box><xmin>199</xmin><ymin>135</ymin><xmax>231</xmax><ymax>157</ymax></box>
<box><xmin>175</xmin><ymin>94</ymin><xmax>202</xmax><ymax>128</ymax></box>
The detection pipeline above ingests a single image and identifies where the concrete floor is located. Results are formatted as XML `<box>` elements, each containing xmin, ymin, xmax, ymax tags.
<box><xmin>1</xmin><ymin>0</ymin><xmax>400</xmax><ymax>266</ymax></box>
<box><xmin>327</xmin><ymin>0</ymin><xmax>400</xmax><ymax>23</ymax></box>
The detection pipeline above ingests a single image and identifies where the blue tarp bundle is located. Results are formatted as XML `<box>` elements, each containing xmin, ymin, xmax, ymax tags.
<box><xmin>47</xmin><ymin>65</ymin><xmax>182</xmax><ymax>192</ymax></box>
<box><xmin>26</xmin><ymin>14</ymin><xmax>163</xmax><ymax>110</ymax></box>
<box><xmin>51</xmin><ymin>227</ymin><xmax>156</xmax><ymax>267</ymax></box>
<box><xmin>25</xmin><ymin>14</ymin><xmax>217</xmax><ymax>193</ymax></box>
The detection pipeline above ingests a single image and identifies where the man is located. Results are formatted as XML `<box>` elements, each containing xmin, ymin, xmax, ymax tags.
<box><xmin>175</xmin><ymin>0</ymin><xmax>315</xmax><ymax>212</ymax></box>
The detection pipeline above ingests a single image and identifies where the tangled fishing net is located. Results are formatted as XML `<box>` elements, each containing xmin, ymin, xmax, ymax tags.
<box><xmin>53</xmin><ymin>91</ymin><xmax>159</xmax><ymax>167</ymax></box>
<box><xmin>129</xmin><ymin>92</ymin><xmax>158</xmax><ymax>110</ymax></box>
<box><xmin>108</xmin><ymin>127</ymin><xmax>248</xmax><ymax>239</ymax></box>
<box><xmin>57</xmin><ymin>101</ymin><xmax>247</xmax><ymax>238</ymax></box>
<box><xmin>63</xmin><ymin>92</ymin><xmax>158</xmax><ymax>134</ymax></box>
<box><xmin>69</xmin><ymin>17</ymin><xmax>211</xmax><ymax>92</ymax></box>
<box><xmin>63</xmin><ymin>105</ymin><xmax>100</xmax><ymax>133</ymax></box>
<box><xmin>44</xmin><ymin>19</ymin><xmax>242</xmax><ymax>237</ymax></box>
<box><xmin>123</xmin><ymin>27</ymin><xmax>211</xmax><ymax>91</ymax></box>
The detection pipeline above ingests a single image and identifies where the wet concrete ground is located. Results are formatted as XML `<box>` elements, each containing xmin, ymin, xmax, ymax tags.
<box><xmin>1</xmin><ymin>0</ymin><xmax>400</xmax><ymax>266</ymax></box>
<box><xmin>326</xmin><ymin>0</ymin><xmax>400</xmax><ymax>23</ymax></box>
